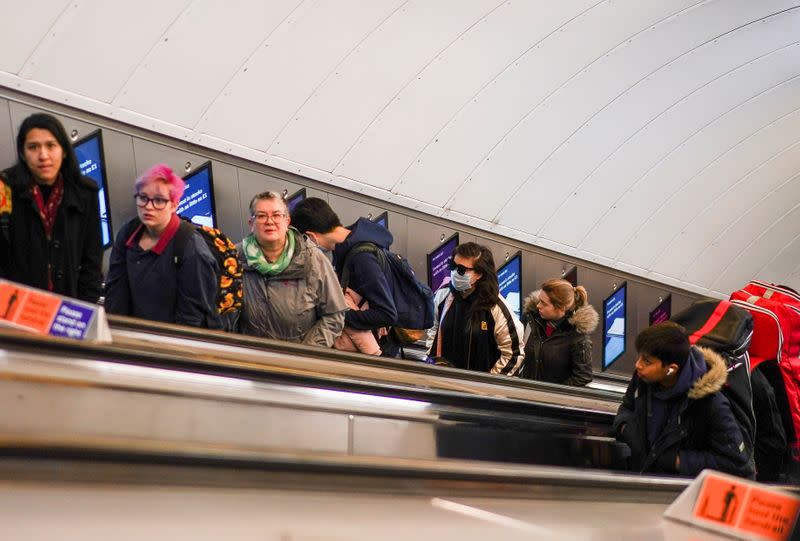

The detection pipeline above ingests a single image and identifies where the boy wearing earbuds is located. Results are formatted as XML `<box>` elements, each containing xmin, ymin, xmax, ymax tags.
<box><xmin>612</xmin><ymin>322</ymin><xmax>754</xmax><ymax>478</ymax></box>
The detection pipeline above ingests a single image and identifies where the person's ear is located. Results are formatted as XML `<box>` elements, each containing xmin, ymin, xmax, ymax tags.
<box><xmin>665</xmin><ymin>363</ymin><xmax>679</xmax><ymax>376</ymax></box>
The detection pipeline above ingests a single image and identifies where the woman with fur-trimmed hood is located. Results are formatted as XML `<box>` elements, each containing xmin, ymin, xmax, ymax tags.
<box><xmin>613</xmin><ymin>322</ymin><xmax>754</xmax><ymax>478</ymax></box>
<box><xmin>521</xmin><ymin>279</ymin><xmax>598</xmax><ymax>386</ymax></box>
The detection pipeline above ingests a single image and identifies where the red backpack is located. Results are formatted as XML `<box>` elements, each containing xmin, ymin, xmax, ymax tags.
<box><xmin>730</xmin><ymin>281</ymin><xmax>800</xmax><ymax>472</ymax></box>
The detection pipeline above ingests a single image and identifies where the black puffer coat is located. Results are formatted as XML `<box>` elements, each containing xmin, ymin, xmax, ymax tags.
<box><xmin>521</xmin><ymin>290</ymin><xmax>598</xmax><ymax>386</ymax></box>
<box><xmin>0</xmin><ymin>166</ymin><xmax>102</xmax><ymax>302</ymax></box>
<box><xmin>612</xmin><ymin>347</ymin><xmax>755</xmax><ymax>479</ymax></box>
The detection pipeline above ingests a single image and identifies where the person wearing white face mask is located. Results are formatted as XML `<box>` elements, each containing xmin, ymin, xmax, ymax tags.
<box><xmin>426</xmin><ymin>242</ymin><xmax>524</xmax><ymax>375</ymax></box>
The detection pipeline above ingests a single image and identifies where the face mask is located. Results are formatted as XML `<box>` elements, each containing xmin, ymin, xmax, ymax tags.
<box><xmin>450</xmin><ymin>269</ymin><xmax>473</xmax><ymax>291</ymax></box>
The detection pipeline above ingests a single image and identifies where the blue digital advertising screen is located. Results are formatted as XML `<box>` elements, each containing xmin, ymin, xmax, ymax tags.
<box><xmin>177</xmin><ymin>162</ymin><xmax>216</xmax><ymax>228</ymax></box>
<box><xmin>603</xmin><ymin>282</ymin><xmax>627</xmax><ymax>370</ymax></box>
<box><xmin>497</xmin><ymin>251</ymin><xmax>522</xmax><ymax>320</ymax></box>
<box><xmin>287</xmin><ymin>188</ymin><xmax>306</xmax><ymax>214</ymax></box>
<box><xmin>73</xmin><ymin>130</ymin><xmax>113</xmax><ymax>248</ymax></box>
<box><xmin>372</xmin><ymin>211</ymin><xmax>388</xmax><ymax>229</ymax></box>
<box><xmin>427</xmin><ymin>233</ymin><xmax>459</xmax><ymax>293</ymax></box>
<box><xmin>649</xmin><ymin>294</ymin><xmax>672</xmax><ymax>326</ymax></box>
<box><xmin>564</xmin><ymin>266</ymin><xmax>578</xmax><ymax>287</ymax></box>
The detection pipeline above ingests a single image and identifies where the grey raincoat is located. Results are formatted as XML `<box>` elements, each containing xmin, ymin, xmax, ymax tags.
<box><xmin>237</xmin><ymin>228</ymin><xmax>347</xmax><ymax>347</ymax></box>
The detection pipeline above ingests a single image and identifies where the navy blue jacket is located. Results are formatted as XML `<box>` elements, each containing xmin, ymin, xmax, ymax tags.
<box><xmin>333</xmin><ymin>218</ymin><xmax>396</xmax><ymax>330</ymax></box>
<box><xmin>105</xmin><ymin>215</ymin><xmax>221</xmax><ymax>329</ymax></box>
<box><xmin>613</xmin><ymin>347</ymin><xmax>754</xmax><ymax>478</ymax></box>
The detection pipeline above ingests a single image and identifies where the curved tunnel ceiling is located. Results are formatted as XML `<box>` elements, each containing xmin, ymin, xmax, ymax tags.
<box><xmin>1</xmin><ymin>0</ymin><xmax>798</xmax><ymax>297</ymax></box>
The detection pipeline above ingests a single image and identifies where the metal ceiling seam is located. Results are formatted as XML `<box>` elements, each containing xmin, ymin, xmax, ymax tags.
<box><xmin>440</xmin><ymin>0</ymin><xmax>708</xmax><ymax>212</ymax></box>
<box><xmin>609</xmin><ymin>73</ymin><xmax>800</xmax><ymax>263</ymax></box>
<box><xmin>16</xmin><ymin>0</ymin><xmax>77</xmax><ymax>78</ymax></box>
<box><xmin>720</xmin><ymin>173</ymin><xmax>800</xmax><ymax>285</ymax></box>
<box><xmin>110</xmin><ymin>0</ymin><xmax>195</xmax><ymax>106</ymax></box>
<box><xmin>709</xmin><ymin>198</ymin><xmax>800</xmax><ymax>291</ymax></box>
<box><xmin>267</xmin><ymin>0</ymin><xmax>411</xmax><ymax>157</ymax></box>
<box><xmin>575</xmin><ymin>42</ymin><xmax>800</xmax><ymax>250</ymax></box>
<box><xmin>387</xmin><ymin>0</ymin><xmax>607</xmax><ymax>196</ymax></box>
<box><xmin>671</xmin><ymin>138</ymin><xmax>800</xmax><ymax>280</ymax></box>
<box><xmin>537</xmin><ymin>32</ymin><xmax>800</xmax><ymax>243</ymax></box>
<box><xmin>191</xmin><ymin>0</ymin><xmax>307</xmax><ymax>132</ymax></box>
<box><xmin>329</xmin><ymin>0</ymin><xmax>508</xmax><ymax>176</ymax></box>
<box><xmin>490</xmin><ymin>1</ymin><xmax>794</xmax><ymax>226</ymax></box>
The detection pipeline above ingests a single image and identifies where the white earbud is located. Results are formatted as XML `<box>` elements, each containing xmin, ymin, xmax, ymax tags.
<box><xmin>666</xmin><ymin>368</ymin><xmax>674</xmax><ymax>376</ymax></box>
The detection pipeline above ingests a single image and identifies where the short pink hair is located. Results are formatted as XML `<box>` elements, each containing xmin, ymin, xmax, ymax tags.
<box><xmin>134</xmin><ymin>163</ymin><xmax>185</xmax><ymax>204</ymax></box>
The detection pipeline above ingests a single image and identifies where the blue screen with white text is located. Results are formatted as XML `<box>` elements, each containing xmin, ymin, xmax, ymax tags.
<box><xmin>74</xmin><ymin>133</ymin><xmax>112</xmax><ymax>248</ymax></box>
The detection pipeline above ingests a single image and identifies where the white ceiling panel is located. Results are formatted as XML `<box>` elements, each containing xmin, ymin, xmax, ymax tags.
<box><xmin>708</xmin><ymin>196</ymin><xmax>800</xmax><ymax>291</ymax></box>
<box><xmin>115</xmin><ymin>0</ymin><xmax>302</xmax><ymax>128</ymax></box>
<box><xmin>18</xmin><ymin>0</ymin><xmax>190</xmax><ymax>102</ymax></box>
<box><xmin>333</xmin><ymin>1</ymin><xmax>601</xmax><ymax>189</ymax></box>
<box><xmin>683</xmin><ymin>170</ymin><xmax>800</xmax><ymax>287</ymax></box>
<box><xmin>658</xmin><ymin>139</ymin><xmax>800</xmax><ymax>279</ymax></box>
<box><xmin>0</xmin><ymin>1</ymin><xmax>70</xmax><ymax>73</ymax></box>
<box><xmin>271</xmin><ymin>0</ymin><xmax>498</xmax><ymax>172</ymax></box>
<box><xmin>537</xmin><ymin>10</ymin><xmax>800</xmax><ymax>246</ymax></box>
<box><xmin>495</xmin><ymin>0</ymin><xmax>793</xmax><ymax>231</ymax></box>
<box><xmin>399</xmin><ymin>0</ymin><xmax>702</xmax><ymax>207</ymax></box>
<box><xmin>197</xmin><ymin>0</ymin><xmax>405</xmax><ymax>150</ymax></box>
<box><xmin>1</xmin><ymin>1</ymin><xmax>798</xmax><ymax>294</ymax></box>
<box><xmin>618</xmin><ymin>85</ymin><xmax>800</xmax><ymax>268</ymax></box>
<box><xmin>574</xmin><ymin>42</ymin><xmax>800</xmax><ymax>256</ymax></box>
<box><xmin>757</xmin><ymin>228</ymin><xmax>800</xmax><ymax>286</ymax></box>
<box><xmin>444</xmin><ymin>0</ymin><xmax>704</xmax><ymax>217</ymax></box>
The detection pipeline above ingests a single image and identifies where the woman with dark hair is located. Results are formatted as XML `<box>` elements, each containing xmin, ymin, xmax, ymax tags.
<box><xmin>0</xmin><ymin>113</ymin><xmax>102</xmax><ymax>302</ymax></box>
<box><xmin>105</xmin><ymin>164</ymin><xmax>221</xmax><ymax>328</ymax></box>
<box><xmin>521</xmin><ymin>278</ymin><xmax>598</xmax><ymax>386</ymax></box>
<box><xmin>427</xmin><ymin>242</ymin><xmax>524</xmax><ymax>375</ymax></box>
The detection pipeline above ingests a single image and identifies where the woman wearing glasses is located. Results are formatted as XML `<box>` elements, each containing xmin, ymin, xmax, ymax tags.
<box><xmin>521</xmin><ymin>279</ymin><xmax>597</xmax><ymax>386</ymax></box>
<box><xmin>105</xmin><ymin>164</ymin><xmax>221</xmax><ymax>328</ymax></box>
<box><xmin>236</xmin><ymin>191</ymin><xmax>346</xmax><ymax>347</ymax></box>
<box><xmin>427</xmin><ymin>242</ymin><xmax>524</xmax><ymax>375</ymax></box>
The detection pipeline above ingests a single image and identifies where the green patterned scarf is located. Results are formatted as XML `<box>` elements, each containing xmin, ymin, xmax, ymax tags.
<box><xmin>242</xmin><ymin>230</ymin><xmax>295</xmax><ymax>276</ymax></box>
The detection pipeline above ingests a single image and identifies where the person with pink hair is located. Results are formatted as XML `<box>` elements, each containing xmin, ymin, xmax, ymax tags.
<box><xmin>105</xmin><ymin>164</ymin><xmax>221</xmax><ymax>328</ymax></box>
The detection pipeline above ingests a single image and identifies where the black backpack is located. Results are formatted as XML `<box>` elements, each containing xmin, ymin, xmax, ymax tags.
<box><xmin>340</xmin><ymin>242</ymin><xmax>434</xmax><ymax>343</ymax></box>
<box><xmin>126</xmin><ymin>217</ymin><xmax>243</xmax><ymax>331</ymax></box>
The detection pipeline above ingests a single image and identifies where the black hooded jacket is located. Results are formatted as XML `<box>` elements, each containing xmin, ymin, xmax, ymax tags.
<box><xmin>613</xmin><ymin>347</ymin><xmax>755</xmax><ymax>478</ymax></box>
<box><xmin>0</xmin><ymin>166</ymin><xmax>102</xmax><ymax>302</ymax></box>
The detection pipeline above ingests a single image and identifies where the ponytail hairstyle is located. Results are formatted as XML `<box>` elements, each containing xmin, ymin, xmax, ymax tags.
<box><xmin>452</xmin><ymin>242</ymin><xmax>498</xmax><ymax>318</ymax></box>
<box><xmin>541</xmin><ymin>278</ymin><xmax>589</xmax><ymax>315</ymax></box>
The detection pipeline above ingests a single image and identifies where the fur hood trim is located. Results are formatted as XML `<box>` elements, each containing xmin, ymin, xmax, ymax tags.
<box><xmin>523</xmin><ymin>290</ymin><xmax>599</xmax><ymax>335</ymax></box>
<box><xmin>687</xmin><ymin>347</ymin><xmax>728</xmax><ymax>400</ymax></box>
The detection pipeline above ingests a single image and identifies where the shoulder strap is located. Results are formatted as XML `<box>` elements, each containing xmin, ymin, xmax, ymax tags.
<box><xmin>172</xmin><ymin>218</ymin><xmax>196</xmax><ymax>266</ymax></box>
<box><xmin>0</xmin><ymin>175</ymin><xmax>11</xmax><ymax>244</ymax></box>
<box><xmin>340</xmin><ymin>242</ymin><xmax>386</xmax><ymax>290</ymax></box>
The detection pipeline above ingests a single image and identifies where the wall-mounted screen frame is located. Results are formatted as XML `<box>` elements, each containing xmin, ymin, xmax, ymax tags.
<box><xmin>286</xmin><ymin>188</ymin><xmax>306</xmax><ymax>214</ymax></box>
<box><xmin>372</xmin><ymin>211</ymin><xmax>388</xmax><ymax>229</ymax></box>
<box><xmin>649</xmin><ymin>294</ymin><xmax>672</xmax><ymax>326</ymax></box>
<box><xmin>178</xmin><ymin>161</ymin><xmax>216</xmax><ymax>228</ymax></box>
<box><xmin>603</xmin><ymin>282</ymin><xmax>627</xmax><ymax>370</ymax></box>
<box><xmin>427</xmin><ymin>233</ymin><xmax>459</xmax><ymax>293</ymax></box>
<box><xmin>563</xmin><ymin>266</ymin><xmax>578</xmax><ymax>287</ymax></box>
<box><xmin>497</xmin><ymin>251</ymin><xmax>522</xmax><ymax>320</ymax></box>
<box><xmin>73</xmin><ymin>130</ymin><xmax>113</xmax><ymax>248</ymax></box>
